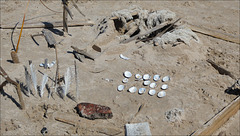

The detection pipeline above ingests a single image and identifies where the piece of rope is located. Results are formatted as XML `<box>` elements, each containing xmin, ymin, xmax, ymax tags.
<box><xmin>40</xmin><ymin>0</ymin><xmax>62</xmax><ymax>13</ymax></box>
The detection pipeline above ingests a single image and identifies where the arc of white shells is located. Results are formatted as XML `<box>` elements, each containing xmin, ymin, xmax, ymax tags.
<box><xmin>143</xmin><ymin>74</ymin><xmax>151</xmax><ymax>80</ymax></box>
<box><xmin>143</xmin><ymin>80</ymin><xmax>151</xmax><ymax>86</ymax></box>
<box><xmin>117</xmin><ymin>85</ymin><xmax>125</xmax><ymax>91</ymax></box>
<box><xmin>149</xmin><ymin>82</ymin><xmax>157</xmax><ymax>88</ymax></box>
<box><xmin>158</xmin><ymin>91</ymin><xmax>166</xmax><ymax>98</ymax></box>
<box><xmin>162</xmin><ymin>76</ymin><xmax>170</xmax><ymax>82</ymax></box>
<box><xmin>122</xmin><ymin>78</ymin><xmax>129</xmax><ymax>83</ymax></box>
<box><xmin>135</xmin><ymin>74</ymin><xmax>142</xmax><ymax>80</ymax></box>
<box><xmin>120</xmin><ymin>54</ymin><xmax>130</xmax><ymax>60</ymax></box>
<box><xmin>124</xmin><ymin>71</ymin><xmax>132</xmax><ymax>78</ymax></box>
<box><xmin>153</xmin><ymin>75</ymin><xmax>160</xmax><ymax>81</ymax></box>
<box><xmin>161</xmin><ymin>84</ymin><xmax>168</xmax><ymax>90</ymax></box>
<box><xmin>128</xmin><ymin>86</ymin><xmax>137</xmax><ymax>93</ymax></box>
<box><xmin>148</xmin><ymin>89</ymin><xmax>156</xmax><ymax>96</ymax></box>
<box><xmin>138</xmin><ymin>88</ymin><xmax>146</xmax><ymax>94</ymax></box>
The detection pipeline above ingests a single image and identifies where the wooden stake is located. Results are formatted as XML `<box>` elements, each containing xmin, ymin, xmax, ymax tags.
<box><xmin>74</xmin><ymin>61</ymin><xmax>79</xmax><ymax>100</ymax></box>
<box><xmin>11</xmin><ymin>51</ymin><xmax>20</xmax><ymax>63</ymax></box>
<box><xmin>63</xmin><ymin>0</ymin><xmax>68</xmax><ymax>34</ymax></box>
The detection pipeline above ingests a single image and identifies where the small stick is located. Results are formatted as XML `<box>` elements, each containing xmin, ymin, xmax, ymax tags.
<box><xmin>74</xmin><ymin>61</ymin><xmax>79</xmax><ymax>100</ymax></box>
<box><xmin>63</xmin><ymin>0</ymin><xmax>69</xmax><ymax>34</ymax></box>
<box><xmin>54</xmin><ymin>44</ymin><xmax>60</xmax><ymax>87</ymax></box>
<box><xmin>71</xmin><ymin>46</ymin><xmax>95</xmax><ymax>60</ymax></box>
<box><xmin>55</xmin><ymin>117</ymin><xmax>76</xmax><ymax>126</ymax></box>
<box><xmin>0</xmin><ymin>66</ymin><xmax>25</xmax><ymax>110</ymax></box>
<box><xmin>207</xmin><ymin>59</ymin><xmax>236</xmax><ymax>80</ymax></box>
<box><xmin>44</xmin><ymin>59</ymin><xmax>48</xmax><ymax>69</ymax></box>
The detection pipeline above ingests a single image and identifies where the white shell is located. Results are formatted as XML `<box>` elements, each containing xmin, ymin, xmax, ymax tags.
<box><xmin>128</xmin><ymin>87</ymin><xmax>137</xmax><ymax>93</ymax></box>
<box><xmin>122</xmin><ymin>78</ymin><xmax>129</xmax><ymax>83</ymax></box>
<box><xmin>148</xmin><ymin>89</ymin><xmax>156</xmax><ymax>96</ymax></box>
<box><xmin>157</xmin><ymin>91</ymin><xmax>166</xmax><ymax>98</ymax></box>
<box><xmin>135</xmin><ymin>74</ymin><xmax>142</xmax><ymax>80</ymax></box>
<box><xmin>117</xmin><ymin>85</ymin><xmax>125</xmax><ymax>91</ymax></box>
<box><xmin>143</xmin><ymin>74</ymin><xmax>151</xmax><ymax>80</ymax></box>
<box><xmin>162</xmin><ymin>76</ymin><xmax>170</xmax><ymax>82</ymax></box>
<box><xmin>161</xmin><ymin>84</ymin><xmax>168</xmax><ymax>90</ymax></box>
<box><xmin>39</xmin><ymin>63</ymin><xmax>44</xmax><ymax>67</ymax></box>
<box><xmin>120</xmin><ymin>54</ymin><xmax>130</xmax><ymax>60</ymax></box>
<box><xmin>124</xmin><ymin>71</ymin><xmax>132</xmax><ymax>78</ymax></box>
<box><xmin>149</xmin><ymin>82</ymin><xmax>157</xmax><ymax>88</ymax></box>
<box><xmin>138</xmin><ymin>88</ymin><xmax>146</xmax><ymax>94</ymax></box>
<box><xmin>143</xmin><ymin>81</ymin><xmax>151</xmax><ymax>86</ymax></box>
<box><xmin>153</xmin><ymin>75</ymin><xmax>160</xmax><ymax>81</ymax></box>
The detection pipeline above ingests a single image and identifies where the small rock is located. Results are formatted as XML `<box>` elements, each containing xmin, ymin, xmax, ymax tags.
<box><xmin>76</xmin><ymin>103</ymin><xmax>113</xmax><ymax>120</ymax></box>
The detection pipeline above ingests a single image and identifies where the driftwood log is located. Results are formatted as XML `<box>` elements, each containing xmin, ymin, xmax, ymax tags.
<box><xmin>0</xmin><ymin>66</ymin><xmax>25</xmax><ymax>110</ymax></box>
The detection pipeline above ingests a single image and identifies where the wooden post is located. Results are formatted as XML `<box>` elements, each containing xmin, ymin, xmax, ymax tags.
<box><xmin>63</xmin><ymin>0</ymin><xmax>68</xmax><ymax>34</ymax></box>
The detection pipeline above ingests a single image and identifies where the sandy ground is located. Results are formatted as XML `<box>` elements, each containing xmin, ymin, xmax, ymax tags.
<box><xmin>0</xmin><ymin>0</ymin><xmax>239</xmax><ymax>135</ymax></box>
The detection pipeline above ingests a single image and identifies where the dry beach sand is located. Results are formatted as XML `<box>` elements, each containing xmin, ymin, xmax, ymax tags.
<box><xmin>0</xmin><ymin>0</ymin><xmax>239</xmax><ymax>135</ymax></box>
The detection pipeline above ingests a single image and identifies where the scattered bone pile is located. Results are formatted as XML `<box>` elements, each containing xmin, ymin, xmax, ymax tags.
<box><xmin>111</xmin><ymin>6</ymin><xmax>199</xmax><ymax>46</ymax></box>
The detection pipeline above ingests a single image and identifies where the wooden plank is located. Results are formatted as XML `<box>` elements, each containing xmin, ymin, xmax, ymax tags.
<box><xmin>192</xmin><ymin>96</ymin><xmax>240</xmax><ymax>135</ymax></box>
<box><xmin>0</xmin><ymin>21</ymin><xmax>94</xmax><ymax>29</ymax></box>
<box><xmin>185</xmin><ymin>22</ymin><xmax>240</xmax><ymax>44</ymax></box>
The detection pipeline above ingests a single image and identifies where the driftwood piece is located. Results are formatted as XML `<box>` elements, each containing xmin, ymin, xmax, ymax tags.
<box><xmin>0</xmin><ymin>66</ymin><xmax>25</xmax><ymax>110</ymax></box>
<box><xmin>191</xmin><ymin>96</ymin><xmax>240</xmax><ymax>135</ymax></box>
<box><xmin>71</xmin><ymin>46</ymin><xmax>95</xmax><ymax>60</ymax></box>
<box><xmin>207</xmin><ymin>59</ymin><xmax>236</xmax><ymax>80</ymax></box>
<box><xmin>0</xmin><ymin>21</ymin><xmax>95</xmax><ymax>29</ymax></box>
<box><xmin>11</xmin><ymin>51</ymin><xmax>20</xmax><ymax>63</ymax></box>
<box><xmin>110</xmin><ymin>12</ymin><xmax>138</xmax><ymax>20</ymax></box>
<box><xmin>55</xmin><ymin>117</ymin><xmax>76</xmax><ymax>126</ymax></box>
<box><xmin>120</xmin><ymin>19</ymin><xmax>180</xmax><ymax>44</ymax></box>
<box><xmin>185</xmin><ymin>21</ymin><xmax>240</xmax><ymax>44</ymax></box>
<box><xmin>42</xmin><ymin>29</ymin><xmax>57</xmax><ymax>46</ymax></box>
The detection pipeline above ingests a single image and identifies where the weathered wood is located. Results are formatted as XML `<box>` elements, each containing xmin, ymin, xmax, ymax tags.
<box><xmin>207</xmin><ymin>59</ymin><xmax>236</xmax><ymax>80</ymax></box>
<box><xmin>185</xmin><ymin>21</ymin><xmax>240</xmax><ymax>44</ymax></box>
<box><xmin>120</xmin><ymin>19</ymin><xmax>177</xmax><ymax>44</ymax></box>
<box><xmin>0</xmin><ymin>66</ymin><xmax>25</xmax><ymax>110</ymax></box>
<box><xmin>110</xmin><ymin>12</ymin><xmax>138</xmax><ymax>20</ymax></box>
<box><xmin>55</xmin><ymin>117</ymin><xmax>76</xmax><ymax>126</ymax></box>
<box><xmin>63</xmin><ymin>0</ymin><xmax>69</xmax><ymax>33</ymax></box>
<box><xmin>11</xmin><ymin>51</ymin><xmax>20</xmax><ymax>63</ymax></box>
<box><xmin>71</xmin><ymin>46</ymin><xmax>95</xmax><ymax>60</ymax></box>
<box><xmin>0</xmin><ymin>21</ymin><xmax>95</xmax><ymax>29</ymax></box>
<box><xmin>191</xmin><ymin>96</ymin><xmax>240</xmax><ymax>135</ymax></box>
<box><xmin>42</xmin><ymin>29</ymin><xmax>57</xmax><ymax>46</ymax></box>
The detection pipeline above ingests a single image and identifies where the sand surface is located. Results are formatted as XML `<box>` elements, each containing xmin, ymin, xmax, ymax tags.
<box><xmin>0</xmin><ymin>1</ymin><xmax>239</xmax><ymax>135</ymax></box>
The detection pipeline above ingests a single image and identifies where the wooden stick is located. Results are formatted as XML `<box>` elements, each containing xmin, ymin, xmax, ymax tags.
<box><xmin>74</xmin><ymin>61</ymin><xmax>79</xmax><ymax>100</ymax></box>
<box><xmin>191</xmin><ymin>96</ymin><xmax>240</xmax><ymax>135</ymax></box>
<box><xmin>0</xmin><ymin>66</ymin><xmax>25</xmax><ymax>110</ymax></box>
<box><xmin>185</xmin><ymin>21</ymin><xmax>240</xmax><ymax>44</ymax></box>
<box><xmin>120</xmin><ymin>19</ymin><xmax>175</xmax><ymax>44</ymax></box>
<box><xmin>71</xmin><ymin>46</ymin><xmax>95</xmax><ymax>60</ymax></box>
<box><xmin>54</xmin><ymin>44</ymin><xmax>60</xmax><ymax>87</ymax></box>
<box><xmin>0</xmin><ymin>21</ymin><xmax>94</xmax><ymax>29</ymax></box>
<box><xmin>55</xmin><ymin>117</ymin><xmax>76</xmax><ymax>126</ymax></box>
<box><xmin>207</xmin><ymin>59</ymin><xmax>236</xmax><ymax>80</ymax></box>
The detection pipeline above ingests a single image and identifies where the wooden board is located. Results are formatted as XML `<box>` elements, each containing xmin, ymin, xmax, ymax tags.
<box><xmin>191</xmin><ymin>96</ymin><xmax>240</xmax><ymax>135</ymax></box>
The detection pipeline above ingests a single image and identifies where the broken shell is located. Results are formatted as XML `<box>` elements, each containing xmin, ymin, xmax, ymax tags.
<box><xmin>117</xmin><ymin>85</ymin><xmax>125</xmax><ymax>91</ymax></box>
<box><xmin>148</xmin><ymin>89</ymin><xmax>156</xmax><ymax>96</ymax></box>
<box><xmin>161</xmin><ymin>84</ymin><xmax>168</xmax><ymax>90</ymax></box>
<box><xmin>135</xmin><ymin>74</ymin><xmax>142</xmax><ymax>80</ymax></box>
<box><xmin>120</xmin><ymin>54</ymin><xmax>130</xmax><ymax>60</ymax></box>
<box><xmin>143</xmin><ymin>74</ymin><xmax>151</xmax><ymax>80</ymax></box>
<box><xmin>157</xmin><ymin>91</ymin><xmax>166</xmax><ymax>98</ymax></box>
<box><xmin>138</xmin><ymin>88</ymin><xmax>146</xmax><ymax>95</ymax></box>
<box><xmin>153</xmin><ymin>75</ymin><xmax>160</xmax><ymax>81</ymax></box>
<box><xmin>128</xmin><ymin>87</ymin><xmax>137</xmax><ymax>93</ymax></box>
<box><xmin>149</xmin><ymin>82</ymin><xmax>157</xmax><ymax>88</ymax></box>
<box><xmin>124</xmin><ymin>71</ymin><xmax>132</xmax><ymax>78</ymax></box>
<box><xmin>162</xmin><ymin>76</ymin><xmax>170</xmax><ymax>82</ymax></box>
<box><xmin>143</xmin><ymin>80</ymin><xmax>151</xmax><ymax>86</ymax></box>
<box><xmin>122</xmin><ymin>78</ymin><xmax>129</xmax><ymax>83</ymax></box>
<box><xmin>39</xmin><ymin>63</ymin><xmax>44</xmax><ymax>67</ymax></box>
